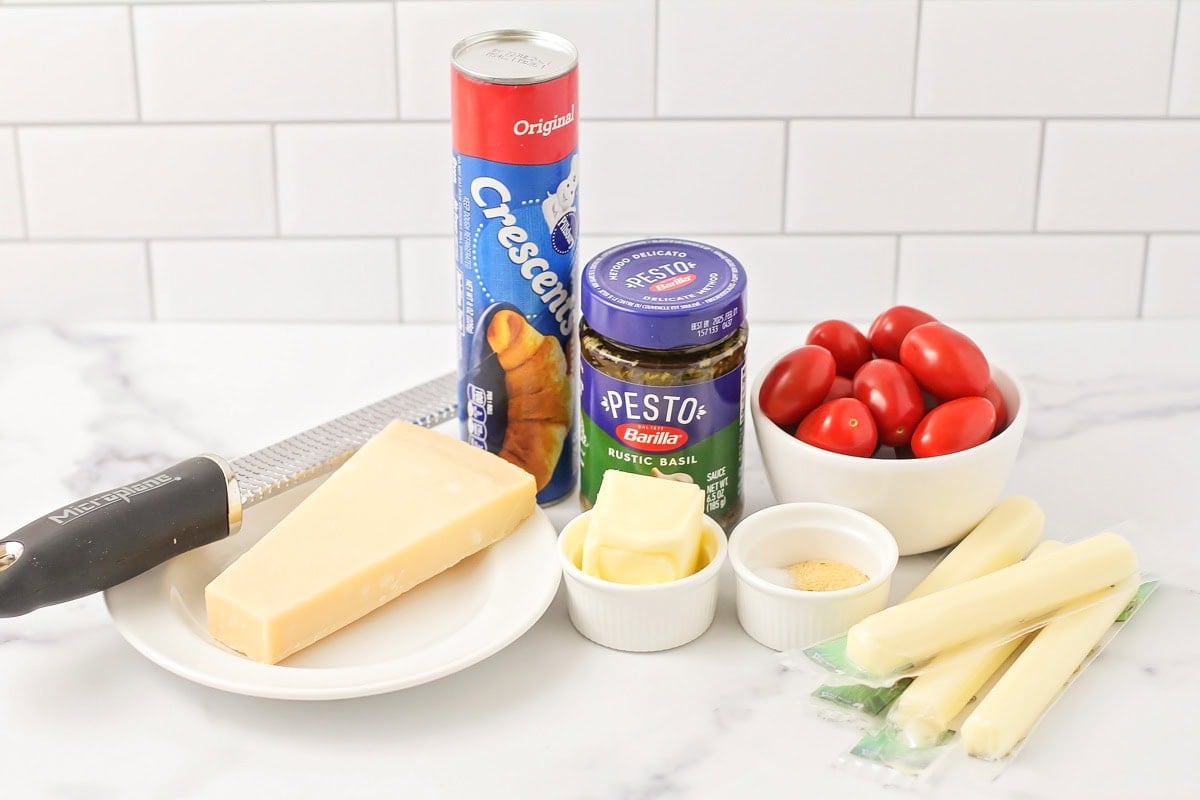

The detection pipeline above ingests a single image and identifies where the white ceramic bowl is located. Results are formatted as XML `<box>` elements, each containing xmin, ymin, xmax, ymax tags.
<box><xmin>729</xmin><ymin>503</ymin><xmax>898</xmax><ymax>651</ymax></box>
<box><xmin>558</xmin><ymin>512</ymin><xmax>727</xmax><ymax>652</ymax></box>
<box><xmin>751</xmin><ymin>364</ymin><xmax>1028</xmax><ymax>556</ymax></box>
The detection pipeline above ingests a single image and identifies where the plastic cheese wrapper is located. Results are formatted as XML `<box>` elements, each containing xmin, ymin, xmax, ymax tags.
<box><xmin>841</xmin><ymin>577</ymin><xmax>1156</xmax><ymax>786</ymax></box>
<box><xmin>884</xmin><ymin>539</ymin><xmax>1066</xmax><ymax>748</ymax></box>
<box><xmin>805</xmin><ymin>497</ymin><xmax>1045</xmax><ymax>720</ymax></box>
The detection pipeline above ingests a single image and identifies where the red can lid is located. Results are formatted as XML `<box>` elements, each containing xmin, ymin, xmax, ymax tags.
<box><xmin>452</xmin><ymin>30</ymin><xmax>578</xmax><ymax>165</ymax></box>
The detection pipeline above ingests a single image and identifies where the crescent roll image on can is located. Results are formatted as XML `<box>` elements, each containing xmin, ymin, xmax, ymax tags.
<box><xmin>452</xmin><ymin>30</ymin><xmax>579</xmax><ymax>504</ymax></box>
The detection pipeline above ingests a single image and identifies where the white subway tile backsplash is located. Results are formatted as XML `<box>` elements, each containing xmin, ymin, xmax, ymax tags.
<box><xmin>786</xmin><ymin>121</ymin><xmax>1041</xmax><ymax>233</ymax></box>
<box><xmin>0</xmin><ymin>129</ymin><xmax>21</xmax><ymax>238</ymax></box>
<box><xmin>20</xmin><ymin>126</ymin><xmax>275</xmax><ymax>238</ymax></box>
<box><xmin>395</xmin><ymin>0</ymin><xmax>654</xmax><ymax>120</ymax></box>
<box><xmin>916</xmin><ymin>0</ymin><xmax>1176</xmax><ymax>117</ymax></box>
<box><xmin>1038</xmin><ymin>122</ymin><xmax>1200</xmax><ymax>232</ymax></box>
<box><xmin>0</xmin><ymin>7</ymin><xmax>137</xmax><ymax>123</ymax></box>
<box><xmin>0</xmin><ymin>242</ymin><xmax>149</xmax><ymax>321</ymax></box>
<box><xmin>134</xmin><ymin>4</ymin><xmax>396</xmax><ymax>122</ymax></box>
<box><xmin>1171</xmin><ymin>1</ymin><xmax>1200</xmax><ymax>116</ymax></box>
<box><xmin>151</xmin><ymin>239</ymin><xmax>399</xmax><ymax>322</ymax></box>
<box><xmin>584</xmin><ymin>121</ymin><xmax>785</xmax><ymax>233</ymax></box>
<box><xmin>429</xmin><ymin>231</ymin><xmax>894</xmax><ymax>325</ymax></box>
<box><xmin>689</xmin><ymin>235</ymin><xmax>896</xmax><ymax>322</ymax></box>
<box><xmin>658</xmin><ymin>0</ymin><xmax>916</xmax><ymax>117</ymax></box>
<box><xmin>0</xmin><ymin>0</ymin><xmax>1194</xmax><ymax>325</ymax></box>
<box><xmin>898</xmin><ymin>235</ymin><xmax>1145</xmax><ymax>319</ymax></box>
<box><xmin>398</xmin><ymin>238</ymin><xmax>455</xmax><ymax>323</ymax></box>
<box><xmin>583</xmin><ymin>234</ymin><xmax>896</xmax><ymax>322</ymax></box>
<box><xmin>276</xmin><ymin>123</ymin><xmax>446</xmax><ymax>236</ymax></box>
<box><xmin>1144</xmin><ymin>236</ymin><xmax>1200</xmax><ymax>317</ymax></box>
<box><xmin>398</xmin><ymin>233</ymin><xmax>895</xmax><ymax>324</ymax></box>
<box><xmin>577</xmin><ymin>234</ymin><xmax>635</xmax><ymax>269</ymax></box>
<box><xmin>397</xmin><ymin>234</ymin><xmax>643</xmax><ymax>324</ymax></box>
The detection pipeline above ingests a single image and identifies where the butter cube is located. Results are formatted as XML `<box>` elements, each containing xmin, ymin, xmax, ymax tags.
<box><xmin>582</xmin><ymin>470</ymin><xmax>704</xmax><ymax>585</ymax></box>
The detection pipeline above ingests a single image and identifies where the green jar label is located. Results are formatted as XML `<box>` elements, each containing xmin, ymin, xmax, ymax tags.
<box><xmin>579</xmin><ymin>359</ymin><xmax>744</xmax><ymax>520</ymax></box>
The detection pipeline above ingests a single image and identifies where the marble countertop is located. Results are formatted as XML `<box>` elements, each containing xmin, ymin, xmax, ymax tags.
<box><xmin>1</xmin><ymin>320</ymin><xmax>1197</xmax><ymax>799</ymax></box>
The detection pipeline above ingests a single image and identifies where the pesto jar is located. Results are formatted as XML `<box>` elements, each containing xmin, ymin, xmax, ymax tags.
<box><xmin>578</xmin><ymin>238</ymin><xmax>748</xmax><ymax>531</ymax></box>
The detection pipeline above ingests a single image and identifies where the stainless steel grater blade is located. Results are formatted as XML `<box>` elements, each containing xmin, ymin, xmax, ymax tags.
<box><xmin>231</xmin><ymin>371</ymin><xmax>459</xmax><ymax>508</ymax></box>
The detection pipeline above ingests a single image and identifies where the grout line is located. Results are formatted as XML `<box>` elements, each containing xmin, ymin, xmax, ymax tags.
<box><xmin>269</xmin><ymin>124</ymin><xmax>282</xmax><ymax>236</ymax></box>
<box><xmin>652</xmin><ymin>0</ymin><xmax>662</xmax><ymax>117</ymax></box>
<box><xmin>394</xmin><ymin>237</ymin><xmax>405</xmax><ymax>322</ymax></box>
<box><xmin>1137</xmin><ymin>235</ymin><xmax>1151</xmax><ymax>318</ymax></box>
<box><xmin>892</xmin><ymin>235</ymin><xmax>902</xmax><ymax>304</ymax></box>
<box><xmin>783</xmin><ymin>230</ymin><xmax>1191</xmax><ymax>237</ymax></box>
<box><xmin>10</xmin><ymin>234</ymin><xmax>425</xmax><ymax>244</ymax></box>
<box><xmin>389</xmin><ymin>1</ymin><xmax>402</xmax><ymax>120</ymax></box>
<box><xmin>144</xmin><ymin>241</ymin><xmax>157</xmax><ymax>321</ymax></box>
<box><xmin>6</xmin><ymin>115</ymin><xmax>1200</xmax><ymax>129</ymax></box>
<box><xmin>9</xmin><ymin>130</ymin><xmax>30</xmax><ymax>239</ymax></box>
<box><xmin>9</xmin><ymin>119</ymin><xmax>445</xmax><ymax>129</ymax></box>
<box><xmin>127</xmin><ymin>6</ymin><xmax>143</xmax><ymax>123</ymax></box>
<box><xmin>1</xmin><ymin>0</ymin><xmax>405</xmax><ymax>7</ymax></box>
<box><xmin>1031</xmin><ymin>119</ymin><xmax>1047</xmax><ymax>230</ymax></box>
<box><xmin>8</xmin><ymin>231</ymin><xmax>1188</xmax><ymax>244</ymax></box>
<box><xmin>1167</xmin><ymin>0</ymin><xmax>1184</xmax><ymax>114</ymax></box>
<box><xmin>779</xmin><ymin>121</ymin><xmax>790</xmax><ymax>233</ymax></box>
<box><xmin>909</xmin><ymin>0</ymin><xmax>924</xmax><ymax>117</ymax></box>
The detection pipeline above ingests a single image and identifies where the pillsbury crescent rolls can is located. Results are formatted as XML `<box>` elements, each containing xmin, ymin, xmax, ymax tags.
<box><xmin>452</xmin><ymin>30</ymin><xmax>579</xmax><ymax>504</ymax></box>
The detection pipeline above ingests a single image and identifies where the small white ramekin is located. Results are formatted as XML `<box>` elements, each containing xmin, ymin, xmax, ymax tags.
<box><xmin>557</xmin><ymin>511</ymin><xmax>727</xmax><ymax>652</ymax></box>
<box><xmin>729</xmin><ymin>503</ymin><xmax>898</xmax><ymax>652</ymax></box>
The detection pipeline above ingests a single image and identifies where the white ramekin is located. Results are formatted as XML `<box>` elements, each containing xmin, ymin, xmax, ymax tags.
<box><xmin>729</xmin><ymin>503</ymin><xmax>899</xmax><ymax>652</ymax></box>
<box><xmin>558</xmin><ymin>511</ymin><xmax>727</xmax><ymax>652</ymax></box>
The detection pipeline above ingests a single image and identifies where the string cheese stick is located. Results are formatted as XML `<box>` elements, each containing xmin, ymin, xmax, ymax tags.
<box><xmin>961</xmin><ymin>574</ymin><xmax>1140</xmax><ymax>759</ymax></box>
<box><xmin>846</xmin><ymin>532</ymin><xmax>1137</xmax><ymax>677</ymax></box>
<box><xmin>904</xmin><ymin>496</ymin><xmax>1044</xmax><ymax>602</ymax></box>
<box><xmin>888</xmin><ymin>540</ymin><xmax>1065</xmax><ymax>747</ymax></box>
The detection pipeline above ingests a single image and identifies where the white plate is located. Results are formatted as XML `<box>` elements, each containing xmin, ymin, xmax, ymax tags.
<box><xmin>104</xmin><ymin>478</ymin><xmax>561</xmax><ymax>700</ymax></box>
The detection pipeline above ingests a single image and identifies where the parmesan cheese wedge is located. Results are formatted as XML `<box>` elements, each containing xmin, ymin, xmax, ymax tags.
<box><xmin>888</xmin><ymin>540</ymin><xmax>1064</xmax><ymax>747</ymax></box>
<box><xmin>846</xmin><ymin>532</ymin><xmax>1137</xmax><ymax>677</ymax></box>
<box><xmin>205</xmin><ymin>421</ymin><xmax>536</xmax><ymax>664</ymax></box>
<box><xmin>961</xmin><ymin>573</ymin><xmax>1140</xmax><ymax>758</ymax></box>
<box><xmin>903</xmin><ymin>496</ymin><xmax>1044</xmax><ymax>602</ymax></box>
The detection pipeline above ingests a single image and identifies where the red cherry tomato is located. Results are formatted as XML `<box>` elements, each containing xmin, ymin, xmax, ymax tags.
<box><xmin>852</xmin><ymin>359</ymin><xmax>924</xmax><ymax>448</ymax></box>
<box><xmin>795</xmin><ymin>398</ymin><xmax>878</xmax><ymax>458</ymax></box>
<box><xmin>806</xmin><ymin>320</ymin><xmax>872</xmax><ymax>378</ymax></box>
<box><xmin>868</xmin><ymin>305</ymin><xmax>936</xmax><ymax>361</ymax></box>
<box><xmin>899</xmin><ymin>322</ymin><xmax>991</xmax><ymax>400</ymax></box>
<box><xmin>911</xmin><ymin>397</ymin><xmax>996</xmax><ymax>457</ymax></box>
<box><xmin>981</xmin><ymin>380</ymin><xmax>1009</xmax><ymax>435</ymax></box>
<box><xmin>824</xmin><ymin>375</ymin><xmax>854</xmax><ymax>402</ymax></box>
<box><xmin>759</xmin><ymin>346</ymin><xmax>837</xmax><ymax>427</ymax></box>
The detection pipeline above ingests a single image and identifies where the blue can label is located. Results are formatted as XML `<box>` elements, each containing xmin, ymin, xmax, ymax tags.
<box><xmin>455</xmin><ymin>150</ymin><xmax>578</xmax><ymax>504</ymax></box>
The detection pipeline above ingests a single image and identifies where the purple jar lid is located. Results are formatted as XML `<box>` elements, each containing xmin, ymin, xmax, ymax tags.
<box><xmin>581</xmin><ymin>238</ymin><xmax>747</xmax><ymax>350</ymax></box>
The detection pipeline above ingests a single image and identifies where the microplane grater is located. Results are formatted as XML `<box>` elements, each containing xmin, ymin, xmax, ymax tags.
<box><xmin>0</xmin><ymin>372</ymin><xmax>459</xmax><ymax>616</ymax></box>
<box><xmin>231</xmin><ymin>371</ymin><xmax>458</xmax><ymax>507</ymax></box>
